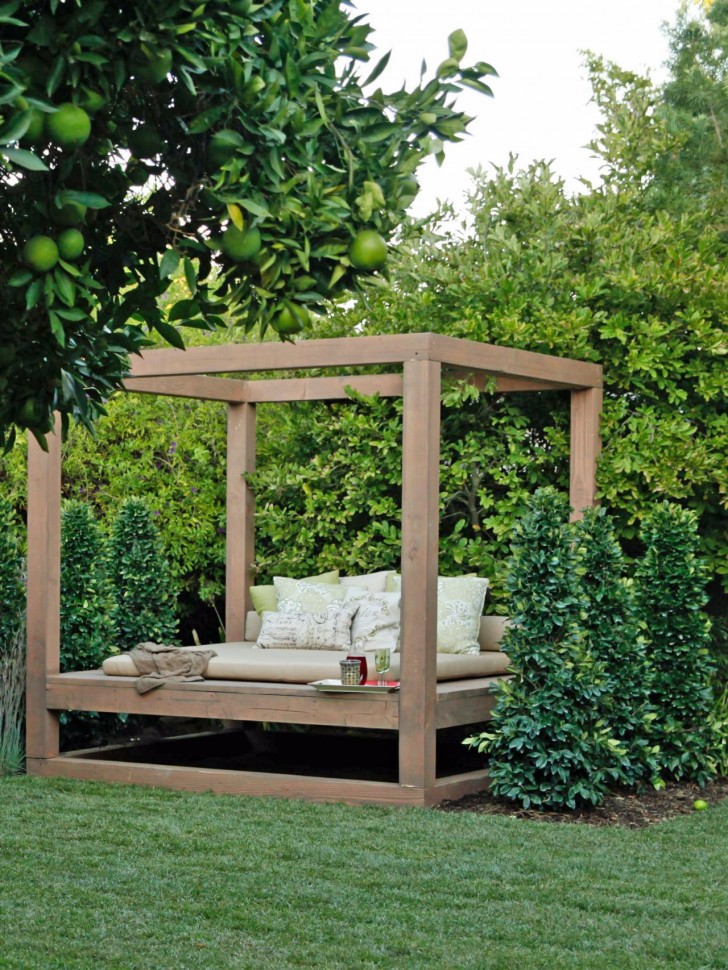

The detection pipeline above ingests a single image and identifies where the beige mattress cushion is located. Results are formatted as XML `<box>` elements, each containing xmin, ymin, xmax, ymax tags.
<box><xmin>102</xmin><ymin>642</ymin><xmax>510</xmax><ymax>683</ymax></box>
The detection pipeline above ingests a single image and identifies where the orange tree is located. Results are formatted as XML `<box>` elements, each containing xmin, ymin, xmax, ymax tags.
<box><xmin>0</xmin><ymin>0</ymin><xmax>495</xmax><ymax>448</ymax></box>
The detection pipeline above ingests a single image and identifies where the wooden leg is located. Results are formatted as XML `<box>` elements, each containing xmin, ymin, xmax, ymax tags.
<box><xmin>569</xmin><ymin>387</ymin><xmax>602</xmax><ymax>520</ymax></box>
<box><xmin>399</xmin><ymin>359</ymin><xmax>441</xmax><ymax>791</ymax></box>
<box><xmin>226</xmin><ymin>402</ymin><xmax>256</xmax><ymax>639</ymax></box>
<box><xmin>26</xmin><ymin>417</ymin><xmax>62</xmax><ymax>762</ymax></box>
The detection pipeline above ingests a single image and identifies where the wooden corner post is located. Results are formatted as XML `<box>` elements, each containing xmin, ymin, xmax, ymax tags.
<box><xmin>569</xmin><ymin>386</ymin><xmax>602</xmax><ymax>520</ymax></box>
<box><xmin>26</xmin><ymin>419</ymin><xmax>62</xmax><ymax>765</ymax></box>
<box><xmin>399</xmin><ymin>358</ymin><xmax>441</xmax><ymax>794</ymax></box>
<box><xmin>226</xmin><ymin>402</ymin><xmax>256</xmax><ymax>640</ymax></box>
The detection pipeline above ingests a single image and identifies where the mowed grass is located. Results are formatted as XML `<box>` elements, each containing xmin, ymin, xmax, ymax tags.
<box><xmin>0</xmin><ymin>777</ymin><xmax>726</xmax><ymax>970</ymax></box>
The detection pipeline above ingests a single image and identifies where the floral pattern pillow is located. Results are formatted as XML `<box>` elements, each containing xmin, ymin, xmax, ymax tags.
<box><xmin>385</xmin><ymin>573</ymin><xmax>488</xmax><ymax>654</ymax></box>
<box><xmin>274</xmin><ymin>577</ymin><xmax>349</xmax><ymax>614</ymax></box>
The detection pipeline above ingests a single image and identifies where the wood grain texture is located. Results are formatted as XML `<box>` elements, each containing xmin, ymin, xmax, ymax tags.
<box><xmin>226</xmin><ymin>403</ymin><xmax>256</xmax><ymax>633</ymax></box>
<box><xmin>123</xmin><ymin>376</ymin><xmax>248</xmax><ymax>402</ymax></box>
<box><xmin>431</xmin><ymin>334</ymin><xmax>603</xmax><ymax>389</ymax></box>
<box><xmin>243</xmin><ymin>374</ymin><xmax>404</xmax><ymax>402</ymax></box>
<box><xmin>26</xmin><ymin>417</ymin><xmax>62</xmax><ymax>762</ymax></box>
<box><xmin>399</xmin><ymin>359</ymin><xmax>441</xmax><ymax>790</ymax></box>
<box><xmin>570</xmin><ymin>386</ymin><xmax>603</xmax><ymax>519</ymax></box>
<box><xmin>28</xmin><ymin>757</ymin><xmax>430</xmax><ymax>806</ymax></box>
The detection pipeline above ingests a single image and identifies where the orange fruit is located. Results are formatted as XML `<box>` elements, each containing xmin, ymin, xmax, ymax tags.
<box><xmin>349</xmin><ymin>230</ymin><xmax>387</xmax><ymax>271</ymax></box>
<box><xmin>209</xmin><ymin>128</ymin><xmax>244</xmax><ymax>167</ymax></box>
<box><xmin>134</xmin><ymin>49</ymin><xmax>173</xmax><ymax>84</ymax></box>
<box><xmin>57</xmin><ymin>228</ymin><xmax>85</xmax><ymax>261</ymax></box>
<box><xmin>128</xmin><ymin>125</ymin><xmax>165</xmax><ymax>157</ymax></box>
<box><xmin>20</xmin><ymin>109</ymin><xmax>45</xmax><ymax>145</ymax></box>
<box><xmin>46</xmin><ymin>104</ymin><xmax>92</xmax><ymax>149</ymax></box>
<box><xmin>275</xmin><ymin>303</ymin><xmax>309</xmax><ymax>334</ymax></box>
<box><xmin>221</xmin><ymin>225</ymin><xmax>262</xmax><ymax>261</ymax></box>
<box><xmin>23</xmin><ymin>235</ymin><xmax>59</xmax><ymax>272</ymax></box>
<box><xmin>52</xmin><ymin>201</ymin><xmax>87</xmax><ymax>226</ymax></box>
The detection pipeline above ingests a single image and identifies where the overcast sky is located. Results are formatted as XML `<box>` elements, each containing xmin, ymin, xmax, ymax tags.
<box><xmin>356</xmin><ymin>0</ymin><xmax>686</xmax><ymax>216</ymax></box>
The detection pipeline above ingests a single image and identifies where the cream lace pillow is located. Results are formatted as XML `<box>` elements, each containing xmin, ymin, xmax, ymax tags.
<box><xmin>256</xmin><ymin>602</ymin><xmax>358</xmax><ymax>650</ymax></box>
<box><xmin>344</xmin><ymin>591</ymin><xmax>401</xmax><ymax>653</ymax></box>
<box><xmin>387</xmin><ymin>573</ymin><xmax>488</xmax><ymax>654</ymax></box>
<box><xmin>274</xmin><ymin>576</ymin><xmax>349</xmax><ymax>614</ymax></box>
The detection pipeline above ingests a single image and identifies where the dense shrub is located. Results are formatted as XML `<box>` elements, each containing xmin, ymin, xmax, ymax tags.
<box><xmin>466</xmin><ymin>489</ymin><xmax>621</xmax><ymax>810</ymax></box>
<box><xmin>575</xmin><ymin>507</ymin><xmax>659</xmax><ymax>787</ymax></box>
<box><xmin>635</xmin><ymin>502</ymin><xmax>717</xmax><ymax>784</ymax></box>
<box><xmin>0</xmin><ymin>499</ymin><xmax>26</xmax><ymax>775</ymax></box>
<box><xmin>108</xmin><ymin>498</ymin><xmax>179</xmax><ymax>651</ymax></box>
<box><xmin>60</xmin><ymin>500</ymin><xmax>116</xmax><ymax>672</ymax></box>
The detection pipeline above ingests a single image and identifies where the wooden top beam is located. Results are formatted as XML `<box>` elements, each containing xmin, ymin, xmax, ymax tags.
<box><xmin>128</xmin><ymin>333</ymin><xmax>602</xmax><ymax>390</ymax></box>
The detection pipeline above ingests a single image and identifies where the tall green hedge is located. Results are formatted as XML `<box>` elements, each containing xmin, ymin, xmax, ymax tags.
<box><xmin>635</xmin><ymin>502</ymin><xmax>717</xmax><ymax>784</ymax></box>
<box><xmin>107</xmin><ymin>497</ymin><xmax>179</xmax><ymax>651</ymax></box>
<box><xmin>466</xmin><ymin>489</ymin><xmax>621</xmax><ymax>810</ymax></box>
<box><xmin>0</xmin><ymin>499</ymin><xmax>25</xmax><ymax>775</ymax></box>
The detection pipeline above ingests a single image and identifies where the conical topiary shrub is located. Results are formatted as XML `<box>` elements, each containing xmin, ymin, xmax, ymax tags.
<box><xmin>108</xmin><ymin>497</ymin><xmax>179</xmax><ymax>651</ymax></box>
<box><xmin>575</xmin><ymin>506</ymin><xmax>659</xmax><ymax>788</ymax></box>
<box><xmin>466</xmin><ymin>488</ymin><xmax>620</xmax><ymax>810</ymax></box>
<box><xmin>61</xmin><ymin>500</ymin><xmax>116</xmax><ymax>672</ymax></box>
<box><xmin>634</xmin><ymin>502</ymin><xmax>716</xmax><ymax>785</ymax></box>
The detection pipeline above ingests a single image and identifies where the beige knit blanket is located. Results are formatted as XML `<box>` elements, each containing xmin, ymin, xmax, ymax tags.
<box><xmin>127</xmin><ymin>642</ymin><xmax>217</xmax><ymax>694</ymax></box>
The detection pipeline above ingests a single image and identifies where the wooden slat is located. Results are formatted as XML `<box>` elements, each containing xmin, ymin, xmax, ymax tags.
<box><xmin>449</xmin><ymin>369</ymin><xmax>579</xmax><ymax>394</ymax></box>
<box><xmin>26</xmin><ymin>416</ymin><xmax>62</xmax><ymax>762</ymax></box>
<box><xmin>130</xmin><ymin>334</ymin><xmax>433</xmax><ymax>377</ymax></box>
<box><xmin>435</xmin><ymin>689</ymin><xmax>499</xmax><ymax>729</ymax></box>
<box><xmin>430</xmin><ymin>334</ymin><xmax>603</xmax><ymax>389</ymax></box>
<box><xmin>399</xmin><ymin>359</ymin><xmax>441</xmax><ymax>790</ymax></box>
<box><xmin>569</xmin><ymin>386</ymin><xmax>603</xmax><ymax>519</ymax></box>
<box><xmin>243</xmin><ymin>373</ymin><xmax>404</xmax><ymax>403</ymax></box>
<box><xmin>45</xmin><ymin>677</ymin><xmax>400</xmax><ymax>730</ymax></box>
<box><xmin>226</xmin><ymin>403</ymin><xmax>256</xmax><ymax>635</ymax></box>
<box><xmin>28</xmin><ymin>757</ymin><xmax>428</xmax><ymax>806</ymax></box>
<box><xmin>425</xmin><ymin>769</ymin><xmax>490</xmax><ymax>806</ymax></box>
<box><xmin>123</xmin><ymin>375</ymin><xmax>248</xmax><ymax>402</ymax></box>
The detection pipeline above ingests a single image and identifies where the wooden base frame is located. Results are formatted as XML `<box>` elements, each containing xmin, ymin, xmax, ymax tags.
<box><xmin>26</xmin><ymin>333</ymin><xmax>601</xmax><ymax>806</ymax></box>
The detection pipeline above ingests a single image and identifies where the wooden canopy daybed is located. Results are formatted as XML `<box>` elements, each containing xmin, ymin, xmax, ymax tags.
<box><xmin>26</xmin><ymin>333</ymin><xmax>602</xmax><ymax>807</ymax></box>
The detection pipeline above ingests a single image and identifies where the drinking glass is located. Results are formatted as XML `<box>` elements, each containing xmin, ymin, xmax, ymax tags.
<box><xmin>374</xmin><ymin>647</ymin><xmax>391</xmax><ymax>686</ymax></box>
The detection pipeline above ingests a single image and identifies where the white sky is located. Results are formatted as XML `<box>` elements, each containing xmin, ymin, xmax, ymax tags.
<box><xmin>356</xmin><ymin>0</ymin><xmax>686</xmax><ymax>216</ymax></box>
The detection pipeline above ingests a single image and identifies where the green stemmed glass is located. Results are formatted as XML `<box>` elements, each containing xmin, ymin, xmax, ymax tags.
<box><xmin>374</xmin><ymin>647</ymin><xmax>391</xmax><ymax>687</ymax></box>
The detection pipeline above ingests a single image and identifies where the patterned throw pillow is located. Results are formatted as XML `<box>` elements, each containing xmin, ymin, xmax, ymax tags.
<box><xmin>339</xmin><ymin>570</ymin><xmax>395</xmax><ymax>593</ymax></box>
<box><xmin>344</xmin><ymin>591</ymin><xmax>401</xmax><ymax>652</ymax></box>
<box><xmin>250</xmin><ymin>570</ymin><xmax>339</xmax><ymax>616</ymax></box>
<box><xmin>256</xmin><ymin>602</ymin><xmax>358</xmax><ymax>650</ymax></box>
<box><xmin>385</xmin><ymin>573</ymin><xmax>488</xmax><ymax>654</ymax></box>
<box><xmin>436</xmin><ymin>577</ymin><xmax>489</xmax><ymax>654</ymax></box>
<box><xmin>274</xmin><ymin>576</ymin><xmax>349</xmax><ymax>614</ymax></box>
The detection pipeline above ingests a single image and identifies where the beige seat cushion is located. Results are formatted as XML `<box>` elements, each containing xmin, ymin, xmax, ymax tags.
<box><xmin>102</xmin><ymin>642</ymin><xmax>510</xmax><ymax>683</ymax></box>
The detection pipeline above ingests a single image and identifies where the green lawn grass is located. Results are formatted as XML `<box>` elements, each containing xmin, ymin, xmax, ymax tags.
<box><xmin>0</xmin><ymin>777</ymin><xmax>726</xmax><ymax>970</ymax></box>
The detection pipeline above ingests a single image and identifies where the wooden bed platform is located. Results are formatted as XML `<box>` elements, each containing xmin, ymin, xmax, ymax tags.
<box><xmin>26</xmin><ymin>333</ymin><xmax>602</xmax><ymax>807</ymax></box>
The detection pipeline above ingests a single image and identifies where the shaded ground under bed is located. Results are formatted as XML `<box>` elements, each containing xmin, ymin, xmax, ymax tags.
<box><xmin>69</xmin><ymin>722</ymin><xmax>486</xmax><ymax>784</ymax></box>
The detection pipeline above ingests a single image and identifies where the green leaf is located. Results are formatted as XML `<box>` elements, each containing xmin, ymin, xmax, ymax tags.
<box><xmin>448</xmin><ymin>29</ymin><xmax>468</xmax><ymax>63</ymax></box>
<box><xmin>1</xmin><ymin>146</ymin><xmax>48</xmax><ymax>171</ymax></box>
<box><xmin>153</xmin><ymin>319</ymin><xmax>186</xmax><ymax>349</ymax></box>
<box><xmin>239</xmin><ymin>198</ymin><xmax>271</xmax><ymax>219</ymax></box>
<box><xmin>159</xmin><ymin>249</ymin><xmax>181</xmax><ymax>280</ymax></box>
<box><xmin>58</xmin><ymin>189</ymin><xmax>110</xmax><ymax>209</ymax></box>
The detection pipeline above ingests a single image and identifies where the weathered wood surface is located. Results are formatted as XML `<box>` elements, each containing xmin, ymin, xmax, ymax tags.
<box><xmin>226</xmin><ymin>402</ymin><xmax>256</xmax><ymax>632</ymax></box>
<box><xmin>399</xmin><ymin>359</ymin><xmax>441</xmax><ymax>790</ymax></box>
<box><xmin>26</xmin><ymin>417</ymin><xmax>62</xmax><ymax>761</ymax></box>
<box><xmin>570</xmin><ymin>386</ymin><xmax>603</xmax><ymax>519</ymax></box>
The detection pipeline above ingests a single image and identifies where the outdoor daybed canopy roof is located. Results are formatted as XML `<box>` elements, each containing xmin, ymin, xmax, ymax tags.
<box><xmin>26</xmin><ymin>333</ymin><xmax>602</xmax><ymax>807</ymax></box>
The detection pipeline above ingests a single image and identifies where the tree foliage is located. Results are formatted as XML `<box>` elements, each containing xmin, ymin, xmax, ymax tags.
<box><xmin>0</xmin><ymin>497</ymin><xmax>24</xmax><ymax>654</ymax></box>
<box><xmin>0</xmin><ymin>0</ymin><xmax>495</xmax><ymax>448</ymax></box>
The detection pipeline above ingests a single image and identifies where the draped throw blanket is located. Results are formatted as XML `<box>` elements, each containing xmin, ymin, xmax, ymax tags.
<box><xmin>127</xmin><ymin>642</ymin><xmax>217</xmax><ymax>694</ymax></box>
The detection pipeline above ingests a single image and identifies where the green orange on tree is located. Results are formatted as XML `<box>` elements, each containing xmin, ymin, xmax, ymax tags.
<box><xmin>57</xmin><ymin>229</ymin><xmax>85</xmax><ymax>261</ymax></box>
<box><xmin>46</xmin><ymin>104</ymin><xmax>92</xmax><ymax>149</ymax></box>
<box><xmin>20</xmin><ymin>109</ymin><xmax>45</xmax><ymax>145</ymax></box>
<box><xmin>133</xmin><ymin>48</ymin><xmax>173</xmax><ymax>84</ymax></box>
<box><xmin>349</xmin><ymin>230</ymin><xmax>388</xmax><ymax>271</ymax></box>
<box><xmin>221</xmin><ymin>225</ymin><xmax>262</xmax><ymax>262</ymax></box>
<box><xmin>23</xmin><ymin>235</ymin><xmax>59</xmax><ymax>272</ymax></box>
<box><xmin>51</xmin><ymin>201</ymin><xmax>87</xmax><ymax>226</ymax></box>
<box><xmin>275</xmin><ymin>302</ymin><xmax>309</xmax><ymax>335</ymax></box>
<box><xmin>127</xmin><ymin>125</ymin><xmax>165</xmax><ymax>157</ymax></box>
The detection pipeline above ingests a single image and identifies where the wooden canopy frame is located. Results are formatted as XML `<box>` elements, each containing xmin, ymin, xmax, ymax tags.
<box><xmin>26</xmin><ymin>333</ymin><xmax>602</xmax><ymax>806</ymax></box>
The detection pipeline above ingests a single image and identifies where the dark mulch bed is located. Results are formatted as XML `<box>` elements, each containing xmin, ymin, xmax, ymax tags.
<box><xmin>437</xmin><ymin>774</ymin><xmax>728</xmax><ymax>828</ymax></box>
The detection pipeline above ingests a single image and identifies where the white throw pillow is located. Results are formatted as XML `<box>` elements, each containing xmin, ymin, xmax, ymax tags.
<box><xmin>274</xmin><ymin>576</ymin><xmax>348</xmax><ymax>614</ymax></box>
<box><xmin>339</xmin><ymin>570</ymin><xmax>395</xmax><ymax>593</ymax></box>
<box><xmin>344</xmin><ymin>590</ymin><xmax>401</xmax><ymax>653</ymax></box>
<box><xmin>256</xmin><ymin>602</ymin><xmax>358</xmax><ymax>650</ymax></box>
